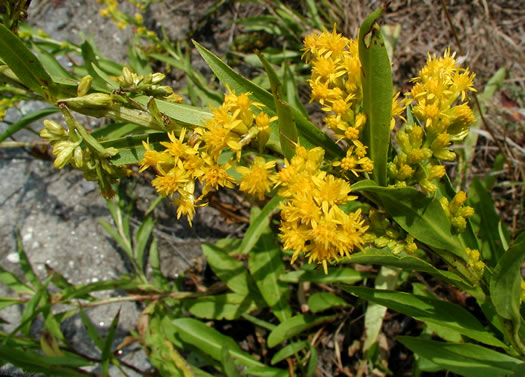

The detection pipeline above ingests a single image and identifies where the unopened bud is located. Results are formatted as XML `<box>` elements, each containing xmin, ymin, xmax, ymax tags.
<box><xmin>119</xmin><ymin>67</ymin><xmax>134</xmax><ymax>88</ymax></box>
<box><xmin>146</xmin><ymin>85</ymin><xmax>173</xmax><ymax>97</ymax></box>
<box><xmin>61</xmin><ymin>93</ymin><xmax>113</xmax><ymax>109</ymax></box>
<box><xmin>43</xmin><ymin>120</ymin><xmax>67</xmax><ymax>137</ymax></box>
<box><xmin>77</xmin><ymin>75</ymin><xmax>93</xmax><ymax>97</ymax></box>
<box><xmin>53</xmin><ymin>143</ymin><xmax>75</xmax><ymax>169</ymax></box>
<box><xmin>73</xmin><ymin>146</ymin><xmax>84</xmax><ymax>168</ymax></box>
<box><xmin>150</xmin><ymin>73</ymin><xmax>165</xmax><ymax>84</ymax></box>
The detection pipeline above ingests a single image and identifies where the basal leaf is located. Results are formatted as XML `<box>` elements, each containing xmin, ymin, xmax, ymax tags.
<box><xmin>307</xmin><ymin>292</ymin><xmax>349</xmax><ymax>313</ymax></box>
<box><xmin>201</xmin><ymin>243</ymin><xmax>253</xmax><ymax>296</ymax></box>
<box><xmin>267</xmin><ymin>314</ymin><xmax>336</xmax><ymax>348</ymax></box>
<box><xmin>184</xmin><ymin>293</ymin><xmax>258</xmax><ymax>320</ymax></box>
<box><xmin>270</xmin><ymin>341</ymin><xmax>308</xmax><ymax>365</ymax></box>
<box><xmin>344</xmin><ymin>286</ymin><xmax>505</xmax><ymax>348</ymax></box>
<box><xmin>172</xmin><ymin>318</ymin><xmax>273</xmax><ymax>371</ymax></box>
<box><xmin>399</xmin><ymin>337</ymin><xmax>523</xmax><ymax>377</ymax></box>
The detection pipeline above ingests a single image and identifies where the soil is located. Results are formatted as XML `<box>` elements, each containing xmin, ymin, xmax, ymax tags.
<box><xmin>0</xmin><ymin>0</ymin><xmax>523</xmax><ymax>376</ymax></box>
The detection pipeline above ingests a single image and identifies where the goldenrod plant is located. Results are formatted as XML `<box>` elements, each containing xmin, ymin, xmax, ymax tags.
<box><xmin>0</xmin><ymin>2</ymin><xmax>524</xmax><ymax>376</ymax></box>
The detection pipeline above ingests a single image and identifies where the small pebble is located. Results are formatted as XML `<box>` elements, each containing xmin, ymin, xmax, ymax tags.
<box><xmin>6</xmin><ymin>253</ymin><xmax>20</xmax><ymax>263</ymax></box>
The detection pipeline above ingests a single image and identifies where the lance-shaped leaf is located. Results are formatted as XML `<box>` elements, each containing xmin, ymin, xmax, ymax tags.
<box><xmin>171</xmin><ymin>318</ymin><xmax>287</xmax><ymax>376</ymax></box>
<box><xmin>399</xmin><ymin>337</ymin><xmax>523</xmax><ymax>377</ymax></box>
<box><xmin>358</xmin><ymin>5</ymin><xmax>392</xmax><ymax>186</ymax></box>
<box><xmin>0</xmin><ymin>107</ymin><xmax>59</xmax><ymax>142</ymax></box>
<box><xmin>344</xmin><ymin>286</ymin><xmax>506</xmax><ymax>347</ymax></box>
<box><xmin>248</xmin><ymin>230</ymin><xmax>292</xmax><ymax>322</ymax></box>
<box><xmin>238</xmin><ymin>196</ymin><xmax>283</xmax><ymax>255</ymax></box>
<box><xmin>0</xmin><ymin>23</ymin><xmax>54</xmax><ymax>98</ymax></box>
<box><xmin>267</xmin><ymin>314</ymin><xmax>337</xmax><ymax>348</ymax></box>
<box><xmin>258</xmin><ymin>52</ymin><xmax>298</xmax><ymax>160</ymax></box>
<box><xmin>490</xmin><ymin>232</ymin><xmax>525</xmax><ymax>323</ymax></box>
<box><xmin>352</xmin><ymin>182</ymin><xmax>466</xmax><ymax>258</ymax></box>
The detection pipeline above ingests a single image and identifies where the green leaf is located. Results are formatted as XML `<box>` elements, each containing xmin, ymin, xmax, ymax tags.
<box><xmin>305</xmin><ymin>343</ymin><xmax>318</xmax><ymax>377</ymax></box>
<box><xmin>193</xmin><ymin>41</ymin><xmax>343</xmax><ymax>159</ymax></box>
<box><xmin>0</xmin><ymin>23</ymin><xmax>54</xmax><ymax>98</ymax></box>
<box><xmin>91</xmin><ymin>122</ymin><xmax>148</xmax><ymax>140</ymax></box>
<box><xmin>345</xmin><ymin>248</ymin><xmax>469</xmax><ymax>287</ymax></box>
<box><xmin>125</xmin><ymin>95</ymin><xmax>213</xmax><ymax>127</ymax></box>
<box><xmin>0</xmin><ymin>266</ymin><xmax>34</xmax><ymax>295</ymax></box>
<box><xmin>102</xmin><ymin>132</ymin><xmax>168</xmax><ymax>166</ymax></box>
<box><xmin>363</xmin><ymin>266</ymin><xmax>399</xmax><ymax>351</ymax></box>
<box><xmin>352</xmin><ymin>184</ymin><xmax>466</xmax><ymax>258</ymax></box>
<box><xmin>32</xmin><ymin>43</ymin><xmax>74</xmax><ymax>80</ymax></box>
<box><xmin>258</xmin><ymin>52</ymin><xmax>298</xmax><ymax>160</ymax></box>
<box><xmin>91</xmin><ymin>62</ymin><xmax>120</xmax><ymax>90</ymax></box>
<box><xmin>184</xmin><ymin>293</ymin><xmax>258</xmax><ymax>320</ymax></box>
<box><xmin>80</xmin><ymin>41</ymin><xmax>110</xmax><ymax>91</ymax></box>
<box><xmin>101</xmin><ymin>309</ymin><xmax>120</xmax><ymax>376</ymax></box>
<box><xmin>0</xmin><ymin>107</ymin><xmax>58</xmax><ymax>142</ymax></box>
<box><xmin>134</xmin><ymin>215</ymin><xmax>155</xmax><ymax>272</ymax></box>
<box><xmin>283</xmin><ymin>61</ymin><xmax>307</xmax><ymax>116</ymax></box>
<box><xmin>489</xmin><ymin>232</ymin><xmax>525</xmax><ymax>322</ymax></box>
<box><xmin>201</xmin><ymin>243</ymin><xmax>253</xmax><ymax>296</ymax></box>
<box><xmin>248</xmin><ymin>230</ymin><xmax>292</xmax><ymax>322</ymax></box>
<box><xmin>267</xmin><ymin>314</ymin><xmax>336</xmax><ymax>348</ymax></box>
<box><xmin>16</xmin><ymin>230</ymin><xmax>41</xmax><ymax>290</ymax></box>
<box><xmin>279</xmin><ymin>267</ymin><xmax>365</xmax><ymax>285</ymax></box>
<box><xmin>307</xmin><ymin>292</ymin><xmax>349</xmax><ymax>313</ymax></box>
<box><xmin>344</xmin><ymin>286</ymin><xmax>506</xmax><ymax>348</ymax></box>
<box><xmin>358</xmin><ymin>5</ymin><xmax>392</xmax><ymax>186</ymax></box>
<box><xmin>270</xmin><ymin>341</ymin><xmax>308</xmax><ymax>365</ymax></box>
<box><xmin>0</xmin><ymin>347</ymin><xmax>93</xmax><ymax>376</ymax></box>
<box><xmin>172</xmin><ymin>318</ymin><xmax>283</xmax><ymax>373</ymax></box>
<box><xmin>398</xmin><ymin>336</ymin><xmax>523</xmax><ymax>377</ymax></box>
<box><xmin>221</xmin><ymin>346</ymin><xmax>243</xmax><ymax>377</ymax></box>
<box><xmin>79</xmin><ymin>310</ymin><xmax>105</xmax><ymax>350</ymax></box>
<box><xmin>238</xmin><ymin>196</ymin><xmax>283</xmax><ymax>255</ymax></box>
<box><xmin>469</xmin><ymin>178</ymin><xmax>506</xmax><ymax>266</ymax></box>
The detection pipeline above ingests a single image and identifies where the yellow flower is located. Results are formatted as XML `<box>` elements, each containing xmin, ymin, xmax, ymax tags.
<box><xmin>152</xmin><ymin>167</ymin><xmax>189</xmax><ymax>197</ymax></box>
<box><xmin>200</xmin><ymin>157</ymin><xmax>235</xmax><ymax>195</ymax></box>
<box><xmin>237</xmin><ymin>157</ymin><xmax>276</xmax><ymax>200</ymax></box>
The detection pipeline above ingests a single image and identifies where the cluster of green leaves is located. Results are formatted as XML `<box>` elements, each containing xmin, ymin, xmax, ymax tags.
<box><xmin>1</xmin><ymin>2</ymin><xmax>524</xmax><ymax>376</ymax></box>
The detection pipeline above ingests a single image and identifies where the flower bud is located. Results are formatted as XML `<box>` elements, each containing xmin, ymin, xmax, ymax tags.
<box><xmin>150</xmin><ymin>73</ymin><xmax>165</xmax><ymax>84</ymax></box>
<box><xmin>53</xmin><ymin>143</ymin><xmax>75</xmax><ymax>169</ymax></box>
<box><xmin>119</xmin><ymin>67</ymin><xmax>134</xmax><ymax>88</ymax></box>
<box><xmin>428</xmin><ymin>165</ymin><xmax>446</xmax><ymax>179</ymax></box>
<box><xmin>73</xmin><ymin>146</ymin><xmax>84</xmax><ymax>168</ymax></box>
<box><xmin>144</xmin><ymin>85</ymin><xmax>173</xmax><ymax>97</ymax></box>
<box><xmin>77</xmin><ymin>75</ymin><xmax>93</xmax><ymax>97</ymax></box>
<box><xmin>61</xmin><ymin>93</ymin><xmax>113</xmax><ymax>109</ymax></box>
<box><xmin>43</xmin><ymin>120</ymin><xmax>67</xmax><ymax>138</ymax></box>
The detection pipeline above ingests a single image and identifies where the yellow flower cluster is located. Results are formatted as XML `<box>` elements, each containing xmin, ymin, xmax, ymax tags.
<box><xmin>0</xmin><ymin>97</ymin><xmax>17</xmax><ymax>121</ymax></box>
<box><xmin>302</xmin><ymin>27</ymin><xmax>402</xmax><ymax>178</ymax></box>
<box><xmin>389</xmin><ymin>49</ymin><xmax>476</xmax><ymax>192</ymax></box>
<box><xmin>278</xmin><ymin>145</ymin><xmax>368</xmax><ymax>273</ymax></box>
<box><xmin>465</xmin><ymin>248</ymin><xmax>484</xmax><ymax>274</ymax></box>
<box><xmin>140</xmin><ymin>89</ymin><xmax>277</xmax><ymax>224</ymax></box>
<box><xmin>440</xmin><ymin>191</ymin><xmax>475</xmax><ymax>232</ymax></box>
